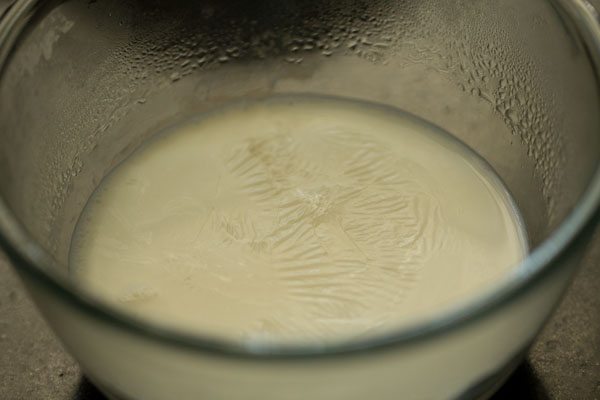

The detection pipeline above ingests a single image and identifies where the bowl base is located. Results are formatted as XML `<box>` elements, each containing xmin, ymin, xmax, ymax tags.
<box><xmin>87</xmin><ymin>349</ymin><xmax>526</xmax><ymax>400</ymax></box>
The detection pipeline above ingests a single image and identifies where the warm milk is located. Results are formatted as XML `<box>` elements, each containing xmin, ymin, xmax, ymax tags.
<box><xmin>70</xmin><ymin>96</ymin><xmax>526</xmax><ymax>343</ymax></box>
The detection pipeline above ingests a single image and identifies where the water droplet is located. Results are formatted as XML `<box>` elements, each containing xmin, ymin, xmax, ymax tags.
<box><xmin>507</xmin><ymin>110</ymin><xmax>519</xmax><ymax>124</ymax></box>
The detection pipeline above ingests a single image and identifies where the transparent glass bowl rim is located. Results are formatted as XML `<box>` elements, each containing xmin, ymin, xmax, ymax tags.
<box><xmin>0</xmin><ymin>0</ymin><xmax>598</xmax><ymax>360</ymax></box>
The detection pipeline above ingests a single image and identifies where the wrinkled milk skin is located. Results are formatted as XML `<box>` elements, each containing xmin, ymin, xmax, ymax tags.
<box><xmin>70</xmin><ymin>96</ymin><xmax>526</xmax><ymax>343</ymax></box>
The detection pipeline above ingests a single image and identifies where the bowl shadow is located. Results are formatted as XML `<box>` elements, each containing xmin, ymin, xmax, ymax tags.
<box><xmin>71</xmin><ymin>377</ymin><xmax>107</xmax><ymax>400</ymax></box>
<box><xmin>491</xmin><ymin>360</ymin><xmax>550</xmax><ymax>399</ymax></box>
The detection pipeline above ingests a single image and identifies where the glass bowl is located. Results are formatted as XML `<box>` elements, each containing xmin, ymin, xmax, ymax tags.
<box><xmin>0</xmin><ymin>0</ymin><xmax>599</xmax><ymax>399</ymax></box>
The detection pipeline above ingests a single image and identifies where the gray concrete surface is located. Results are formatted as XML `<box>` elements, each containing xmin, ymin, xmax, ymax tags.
<box><xmin>0</xmin><ymin>233</ymin><xmax>599</xmax><ymax>399</ymax></box>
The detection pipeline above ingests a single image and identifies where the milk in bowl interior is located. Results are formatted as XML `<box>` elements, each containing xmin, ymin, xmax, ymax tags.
<box><xmin>69</xmin><ymin>95</ymin><xmax>527</xmax><ymax>342</ymax></box>
<box><xmin>0</xmin><ymin>0</ymin><xmax>599</xmax><ymax>399</ymax></box>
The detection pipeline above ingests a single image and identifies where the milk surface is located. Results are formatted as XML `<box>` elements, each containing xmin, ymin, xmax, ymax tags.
<box><xmin>70</xmin><ymin>96</ymin><xmax>526</xmax><ymax>342</ymax></box>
